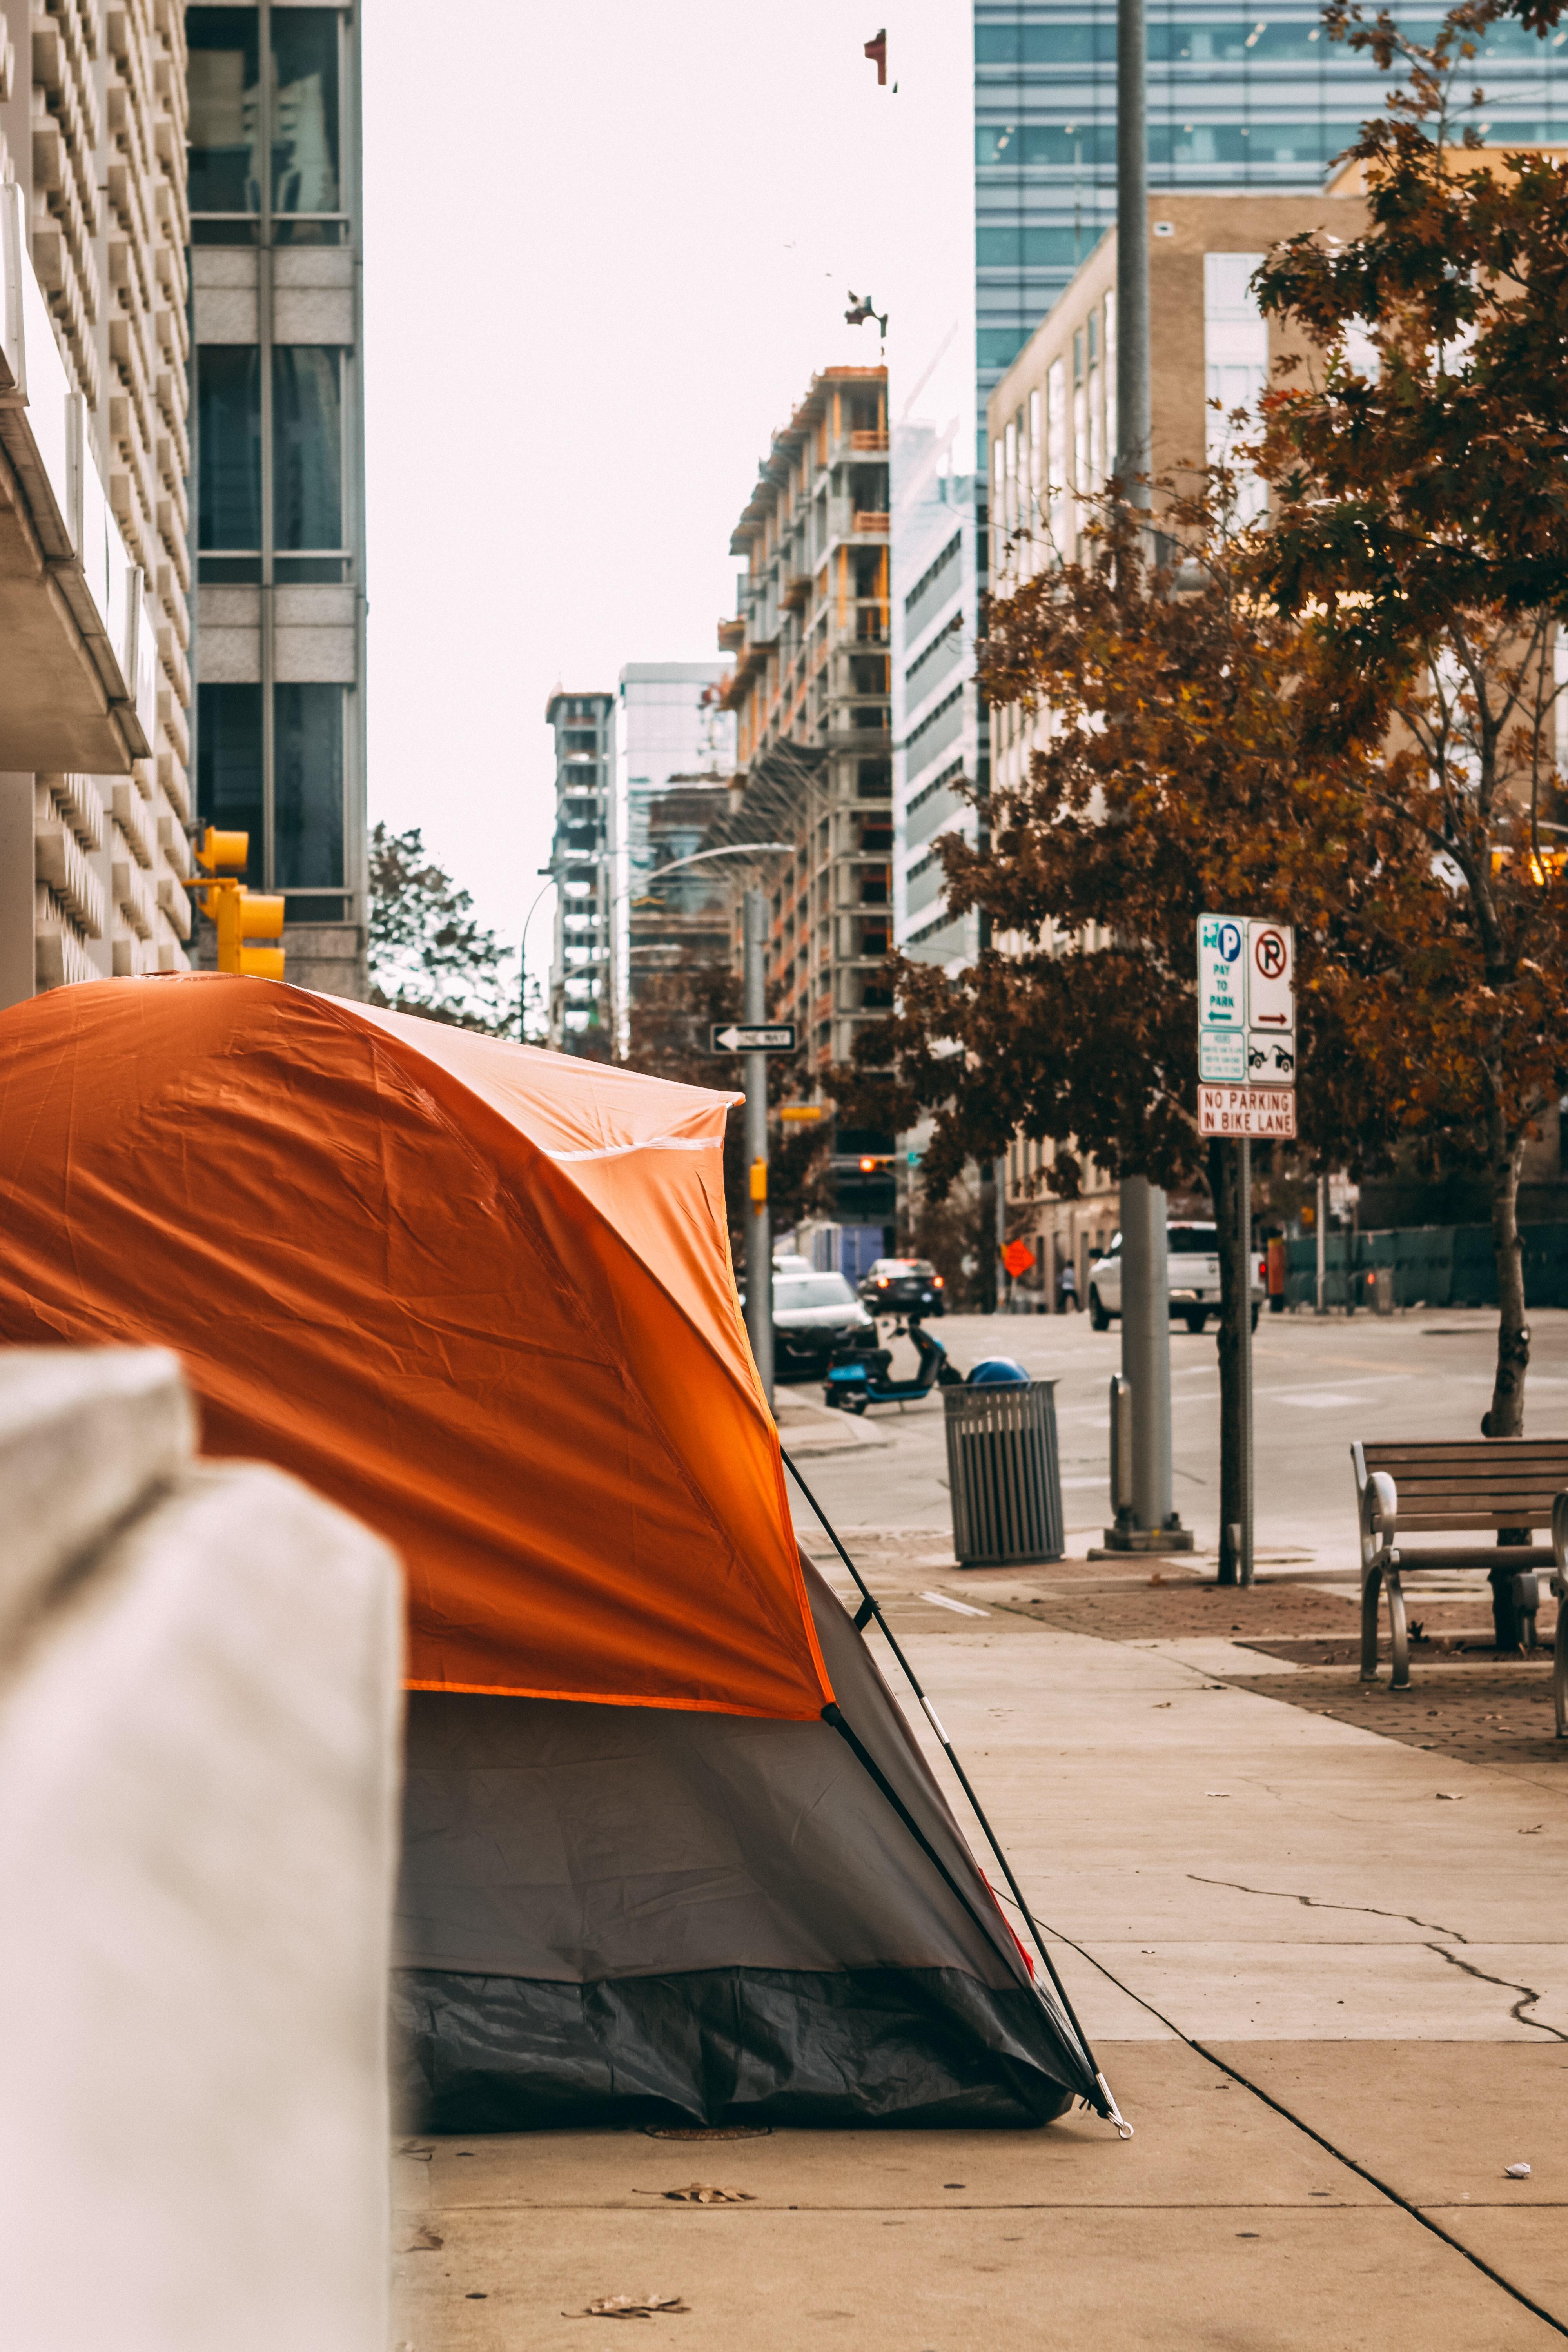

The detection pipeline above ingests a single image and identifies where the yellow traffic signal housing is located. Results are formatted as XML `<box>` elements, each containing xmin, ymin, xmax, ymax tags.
<box><xmin>215</xmin><ymin>882</ymin><xmax>286</xmax><ymax>979</ymax></box>
<box><xmin>184</xmin><ymin>828</ymin><xmax>287</xmax><ymax>980</ymax></box>
<box><xmin>195</xmin><ymin>826</ymin><xmax>250</xmax><ymax>876</ymax></box>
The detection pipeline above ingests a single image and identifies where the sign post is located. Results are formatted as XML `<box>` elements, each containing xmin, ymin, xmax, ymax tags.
<box><xmin>1198</xmin><ymin>916</ymin><xmax>1297</xmax><ymax>1587</ymax></box>
<box><xmin>741</xmin><ymin>890</ymin><xmax>774</xmax><ymax>1406</ymax></box>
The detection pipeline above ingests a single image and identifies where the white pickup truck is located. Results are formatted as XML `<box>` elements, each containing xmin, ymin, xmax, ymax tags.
<box><xmin>1087</xmin><ymin>1222</ymin><xmax>1263</xmax><ymax>1334</ymax></box>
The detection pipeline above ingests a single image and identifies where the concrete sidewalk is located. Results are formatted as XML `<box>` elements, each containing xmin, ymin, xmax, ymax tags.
<box><xmin>391</xmin><ymin>1556</ymin><xmax>1568</xmax><ymax>2348</ymax></box>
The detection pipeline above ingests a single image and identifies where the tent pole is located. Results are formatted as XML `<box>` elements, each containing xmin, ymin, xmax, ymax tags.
<box><xmin>780</xmin><ymin>1446</ymin><xmax>1132</xmax><ymax>2139</ymax></box>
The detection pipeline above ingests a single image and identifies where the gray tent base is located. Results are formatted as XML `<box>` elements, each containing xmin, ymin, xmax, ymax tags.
<box><xmin>393</xmin><ymin>1559</ymin><xmax>1098</xmax><ymax>2134</ymax></box>
<box><xmin>393</xmin><ymin>1965</ymin><xmax>1078</xmax><ymax>2132</ymax></box>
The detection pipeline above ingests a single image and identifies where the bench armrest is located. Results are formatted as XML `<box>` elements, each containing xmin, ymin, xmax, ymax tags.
<box><xmin>1360</xmin><ymin>1470</ymin><xmax>1398</xmax><ymax>1575</ymax></box>
<box><xmin>1552</xmin><ymin>1492</ymin><xmax>1568</xmax><ymax>1596</ymax></box>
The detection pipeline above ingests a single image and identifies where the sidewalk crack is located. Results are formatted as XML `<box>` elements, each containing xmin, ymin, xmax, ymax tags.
<box><xmin>1186</xmin><ymin>1872</ymin><xmax>1468</xmax><ymax>1942</ymax></box>
<box><xmin>1425</xmin><ymin>1943</ymin><xmax>1568</xmax><ymax>2040</ymax></box>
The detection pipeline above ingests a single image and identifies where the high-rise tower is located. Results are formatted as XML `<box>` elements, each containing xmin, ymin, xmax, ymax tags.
<box><xmin>185</xmin><ymin>2</ymin><xmax>367</xmax><ymax>995</ymax></box>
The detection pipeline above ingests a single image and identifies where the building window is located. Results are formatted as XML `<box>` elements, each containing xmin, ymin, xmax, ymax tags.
<box><xmin>197</xmin><ymin>347</ymin><xmax>262</xmax><ymax>549</ymax></box>
<box><xmin>187</xmin><ymin>7</ymin><xmax>261</xmax><ymax>216</ymax></box>
<box><xmin>196</xmin><ymin>684</ymin><xmax>265</xmax><ymax>887</ymax></box>
<box><xmin>271</xmin><ymin>9</ymin><xmax>341</xmax><ymax>218</ymax></box>
<box><xmin>273</xmin><ymin>348</ymin><xmax>343</xmax><ymax>549</ymax></box>
<box><xmin>275</xmin><ymin>685</ymin><xmax>345</xmax><ymax>888</ymax></box>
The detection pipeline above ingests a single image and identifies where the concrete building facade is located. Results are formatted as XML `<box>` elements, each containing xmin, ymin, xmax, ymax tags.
<box><xmin>544</xmin><ymin>688</ymin><xmax>613</xmax><ymax>1054</ymax></box>
<box><xmin>983</xmin><ymin>185</ymin><xmax>1366</xmax><ymax>1303</ymax></box>
<box><xmin>891</xmin><ymin>417</ymin><xmax>985</xmax><ymax>975</ymax></box>
<box><xmin>185</xmin><ymin>0</ymin><xmax>367</xmax><ymax>996</ymax></box>
<box><xmin>0</xmin><ymin>0</ymin><xmax>195</xmax><ymax>1007</ymax></box>
<box><xmin>612</xmin><ymin>659</ymin><xmax>733</xmax><ymax>1050</ymax></box>
<box><xmin>718</xmin><ymin>366</ymin><xmax>893</xmax><ymax>1088</ymax></box>
<box><xmin>973</xmin><ymin>0</ymin><xmax>1568</xmax><ymax>427</ymax></box>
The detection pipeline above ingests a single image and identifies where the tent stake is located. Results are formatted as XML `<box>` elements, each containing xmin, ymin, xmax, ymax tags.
<box><xmin>780</xmin><ymin>1446</ymin><xmax>1131</xmax><ymax>2138</ymax></box>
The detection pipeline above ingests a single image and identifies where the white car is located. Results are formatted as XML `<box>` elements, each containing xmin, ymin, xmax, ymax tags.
<box><xmin>1087</xmin><ymin>1222</ymin><xmax>1263</xmax><ymax>1334</ymax></box>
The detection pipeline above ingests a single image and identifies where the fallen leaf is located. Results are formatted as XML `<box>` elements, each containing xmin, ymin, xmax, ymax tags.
<box><xmin>1520</xmin><ymin>1825</ymin><xmax>1545</xmax><ymax>1835</ymax></box>
<box><xmin>1505</xmin><ymin>2163</ymin><xmax>1533</xmax><ymax>2179</ymax></box>
<box><xmin>644</xmin><ymin>2124</ymin><xmax>770</xmax><ymax>2141</ymax></box>
<box><xmin>399</xmin><ymin>2224</ymin><xmax>443</xmax><ymax>2252</ymax></box>
<box><xmin>566</xmin><ymin>2293</ymin><xmax>693</xmax><ymax>2319</ymax></box>
<box><xmin>635</xmin><ymin>2183</ymin><xmax>753</xmax><ymax>2205</ymax></box>
<box><xmin>1153</xmin><ymin>1702</ymin><xmax>1172</xmax><ymax>1709</ymax></box>
<box><xmin>1204</xmin><ymin>1791</ymin><xmax>1232</xmax><ymax>1798</ymax></box>
<box><xmin>1435</xmin><ymin>1792</ymin><xmax>1464</xmax><ymax>1801</ymax></box>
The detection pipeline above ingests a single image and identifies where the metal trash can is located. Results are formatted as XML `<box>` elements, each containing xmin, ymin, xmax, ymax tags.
<box><xmin>943</xmin><ymin>1379</ymin><xmax>1064</xmax><ymax>1566</ymax></box>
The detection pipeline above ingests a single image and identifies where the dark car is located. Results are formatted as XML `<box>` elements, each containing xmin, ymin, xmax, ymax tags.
<box><xmin>740</xmin><ymin>1270</ymin><xmax>880</xmax><ymax>1382</ymax></box>
<box><xmin>857</xmin><ymin>1257</ymin><xmax>946</xmax><ymax>1319</ymax></box>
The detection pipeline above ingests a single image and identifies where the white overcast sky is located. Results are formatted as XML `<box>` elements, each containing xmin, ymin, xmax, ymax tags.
<box><xmin>360</xmin><ymin>0</ymin><xmax>973</xmax><ymax>946</ymax></box>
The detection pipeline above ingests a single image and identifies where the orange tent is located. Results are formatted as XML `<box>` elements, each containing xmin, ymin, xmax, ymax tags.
<box><xmin>0</xmin><ymin>976</ymin><xmax>832</xmax><ymax>1720</ymax></box>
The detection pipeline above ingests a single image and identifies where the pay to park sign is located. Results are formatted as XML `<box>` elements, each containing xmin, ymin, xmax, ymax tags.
<box><xmin>1196</xmin><ymin>914</ymin><xmax>1297</xmax><ymax>1138</ymax></box>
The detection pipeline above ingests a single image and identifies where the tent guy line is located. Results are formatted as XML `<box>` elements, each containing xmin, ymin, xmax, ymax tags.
<box><xmin>779</xmin><ymin>1445</ymin><xmax>1132</xmax><ymax>2140</ymax></box>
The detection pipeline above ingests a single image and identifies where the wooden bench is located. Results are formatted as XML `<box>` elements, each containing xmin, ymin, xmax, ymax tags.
<box><xmin>1353</xmin><ymin>1440</ymin><xmax>1568</xmax><ymax>1730</ymax></box>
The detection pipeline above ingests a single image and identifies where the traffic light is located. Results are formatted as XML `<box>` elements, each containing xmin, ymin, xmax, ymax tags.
<box><xmin>188</xmin><ymin>828</ymin><xmax>287</xmax><ymax>980</ymax></box>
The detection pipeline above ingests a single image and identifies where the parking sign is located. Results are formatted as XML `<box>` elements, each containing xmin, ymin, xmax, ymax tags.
<box><xmin>1198</xmin><ymin>915</ymin><xmax>1246</xmax><ymax>1029</ymax></box>
<box><xmin>1198</xmin><ymin>914</ymin><xmax>1296</xmax><ymax>1113</ymax></box>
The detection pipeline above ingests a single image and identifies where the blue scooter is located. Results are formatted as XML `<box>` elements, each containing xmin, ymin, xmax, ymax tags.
<box><xmin>822</xmin><ymin>1314</ymin><xmax>964</xmax><ymax>1413</ymax></box>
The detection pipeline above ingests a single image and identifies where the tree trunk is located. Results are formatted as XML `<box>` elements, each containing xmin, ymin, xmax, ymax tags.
<box><xmin>1484</xmin><ymin>1123</ymin><xmax>1530</xmax><ymax>1650</ymax></box>
<box><xmin>1483</xmin><ymin>1127</ymin><xmax>1529</xmax><ymax>1439</ymax></box>
<box><xmin>1211</xmin><ymin>1138</ymin><xmax>1245</xmax><ymax>1586</ymax></box>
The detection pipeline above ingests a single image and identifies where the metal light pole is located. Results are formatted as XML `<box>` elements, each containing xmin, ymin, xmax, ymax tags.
<box><xmin>1120</xmin><ymin>1176</ymin><xmax>1177</xmax><ymax>1536</ymax></box>
<box><xmin>518</xmin><ymin>864</ymin><xmax>562</xmax><ymax>1044</ymax></box>
<box><xmin>1116</xmin><ymin>0</ymin><xmax>1151</xmax><ymax>514</ymax></box>
<box><xmin>742</xmin><ymin>886</ymin><xmax>773</xmax><ymax>1404</ymax></box>
<box><xmin>1107</xmin><ymin>0</ymin><xmax>1187</xmax><ymax>1550</ymax></box>
<box><xmin>1238</xmin><ymin>1139</ymin><xmax>1254</xmax><ymax>1584</ymax></box>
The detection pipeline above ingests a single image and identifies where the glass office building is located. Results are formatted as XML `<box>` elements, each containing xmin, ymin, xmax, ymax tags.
<box><xmin>975</xmin><ymin>0</ymin><xmax>1568</xmax><ymax>423</ymax></box>
<box><xmin>186</xmin><ymin>4</ymin><xmax>367</xmax><ymax>993</ymax></box>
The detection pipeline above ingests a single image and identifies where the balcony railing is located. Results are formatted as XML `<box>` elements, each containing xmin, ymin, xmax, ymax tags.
<box><xmin>0</xmin><ymin>181</ymin><xmax>157</xmax><ymax>769</ymax></box>
<box><xmin>850</xmin><ymin>428</ymin><xmax>889</xmax><ymax>452</ymax></box>
<box><xmin>827</xmin><ymin>501</ymin><xmax>890</xmax><ymax>545</ymax></box>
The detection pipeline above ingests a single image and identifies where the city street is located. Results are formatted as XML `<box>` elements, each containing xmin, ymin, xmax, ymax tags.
<box><xmin>779</xmin><ymin>1303</ymin><xmax>1568</xmax><ymax>1565</ymax></box>
<box><xmin>392</xmin><ymin>1305</ymin><xmax>1568</xmax><ymax>2349</ymax></box>
<box><xmin>9</xmin><ymin>1</ymin><xmax>1568</xmax><ymax>2342</ymax></box>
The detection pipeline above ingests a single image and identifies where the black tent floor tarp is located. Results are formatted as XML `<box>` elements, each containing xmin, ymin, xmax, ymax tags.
<box><xmin>392</xmin><ymin>1561</ymin><xmax>1095</xmax><ymax>2132</ymax></box>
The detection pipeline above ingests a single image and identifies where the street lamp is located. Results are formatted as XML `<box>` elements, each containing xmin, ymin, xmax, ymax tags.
<box><xmin>633</xmin><ymin>839</ymin><xmax>797</xmax><ymax>1404</ymax></box>
<box><xmin>611</xmin><ymin>842</ymin><xmax>798</xmax><ymax>1061</ymax></box>
<box><xmin>634</xmin><ymin>841</ymin><xmax>796</xmax><ymax>885</ymax></box>
<box><xmin>519</xmin><ymin>863</ymin><xmax>565</xmax><ymax>1044</ymax></box>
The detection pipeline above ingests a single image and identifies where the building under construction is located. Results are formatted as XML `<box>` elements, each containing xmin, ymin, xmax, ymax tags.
<box><xmin>715</xmin><ymin>368</ymin><xmax>893</xmax><ymax>1089</ymax></box>
<box><xmin>626</xmin><ymin>777</ymin><xmax>733</xmax><ymax>996</ymax></box>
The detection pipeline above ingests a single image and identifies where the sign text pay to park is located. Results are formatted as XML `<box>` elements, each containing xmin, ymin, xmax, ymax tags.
<box><xmin>1197</xmin><ymin>914</ymin><xmax>1296</xmax><ymax>1138</ymax></box>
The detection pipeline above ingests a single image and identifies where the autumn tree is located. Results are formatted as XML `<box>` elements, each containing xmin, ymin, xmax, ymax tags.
<box><xmin>1254</xmin><ymin>0</ymin><xmax>1568</xmax><ymax>1439</ymax></box>
<box><xmin>835</xmin><ymin>485</ymin><xmax>1410</xmax><ymax>1577</ymax></box>
<box><xmin>368</xmin><ymin>823</ymin><xmax>521</xmax><ymax>1037</ymax></box>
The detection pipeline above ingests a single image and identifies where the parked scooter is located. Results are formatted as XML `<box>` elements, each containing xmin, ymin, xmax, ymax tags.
<box><xmin>822</xmin><ymin>1314</ymin><xmax>965</xmax><ymax>1413</ymax></box>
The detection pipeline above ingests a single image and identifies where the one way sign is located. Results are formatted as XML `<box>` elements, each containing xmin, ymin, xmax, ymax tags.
<box><xmin>710</xmin><ymin>1022</ymin><xmax>797</xmax><ymax>1053</ymax></box>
